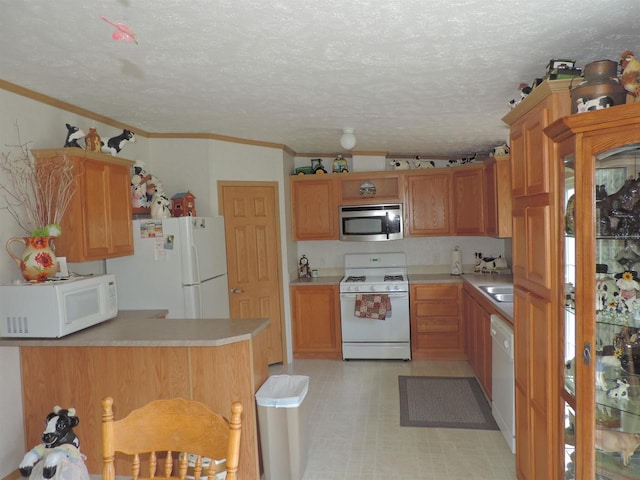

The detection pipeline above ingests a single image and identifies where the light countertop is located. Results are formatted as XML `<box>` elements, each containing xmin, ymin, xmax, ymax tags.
<box><xmin>0</xmin><ymin>310</ymin><xmax>270</xmax><ymax>347</ymax></box>
<box><xmin>290</xmin><ymin>275</ymin><xmax>344</xmax><ymax>286</ymax></box>
<box><xmin>291</xmin><ymin>272</ymin><xmax>514</xmax><ymax>322</ymax></box>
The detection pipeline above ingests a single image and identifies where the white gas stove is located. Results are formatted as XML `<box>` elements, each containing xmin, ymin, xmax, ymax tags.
<box><xmin>340</xmin><ymin>253</ymin><xmax>411</xmax><ymax>360</ymax></box>
<box><xmin>339</xmin><ymin>252</ymin><xmax>408</xmax><ymax>293</ymax></box>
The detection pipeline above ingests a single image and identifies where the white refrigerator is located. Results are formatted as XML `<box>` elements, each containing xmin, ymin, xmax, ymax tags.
<box><xmin>106</xmin><ymin>216</ymin><xmax>230</xmax><ymax>318</ymax></box>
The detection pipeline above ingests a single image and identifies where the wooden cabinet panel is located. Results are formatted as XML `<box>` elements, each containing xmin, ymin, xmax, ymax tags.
<box><xmin>339</xmin><ymin>173</ymin><xmax>402</xmax><ymax>204</ymax></box>
<box><xmin>510</xmin><ymin>126</ymin><xmax>526</xmax><ymax>197</ymax></box>
<box><xmin>291</xmin><ymin>285</ymin><xmax>341</xmax><ymax>358</ymax></box>
<box><xmin>405</xmin><ymin>172</ymin><xmax>452</xmax><ymax>236</ymax></box>
<box><xmin>290</xmin><ymin>176</ymin><xmax>338</xmax><ymax>240</ymax></box>
<box><xmin>485</xmin><ymin>155</ymin><xmax>512</xmax><ymax>237</ymax></box>
<box><xmin>32</xmin><ymin>148</ymin><xmax>133</xmax><ymax>262</ymax></box>
<box><xmin>462</xmin><ymin>286</ymin><xmax>492</xmax><ymax>399</ymax></box>
<box><xmin>512</xmin><ymin>201</ymin><xmax>552</xmax><ymax>294</ymax></box>
<box><xmin>514</xmin><ymin>289</ymin><xmax>556</xmax><ymax>480</ymax></box>
<box><xmin>410</xmin><ymin>283</ymin><xmax>463</xmax><ymax>359</ymax></box>
<box><xmin>525</xmin><ymin>110</ymin><xmax>549</xmax><ymax>196</ymax></box>
<box><xmin>503</xmin><ymin>79</ymin><xmax>571</xmax><ymax>198</ymax></box>
<box><xmin>453</xmin><ymin>166</ymin><xmax>486</xmax><ymax>235</ymax></box>
<box><xmin>19</xmin><ymin>334</ymin><xmax>268</xmax><ymax>480</ymax></box>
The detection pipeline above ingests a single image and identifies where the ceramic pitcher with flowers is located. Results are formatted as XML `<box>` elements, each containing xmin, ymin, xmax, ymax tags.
<box><xmin>6</xmin><ymin>236</ymin><xmax>58</xmax><ymax>282</ymax></box>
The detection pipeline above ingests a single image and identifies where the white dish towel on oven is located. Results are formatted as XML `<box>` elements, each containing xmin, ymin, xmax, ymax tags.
<box><xmin>354</xmin><ymin>293</ymin><xmax>391</xmax><ymax>320</ymax></box>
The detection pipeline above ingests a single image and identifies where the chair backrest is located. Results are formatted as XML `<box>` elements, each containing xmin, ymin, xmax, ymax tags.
<box><xmin>102</xmin><ymin>397</ymin><xmax>242</xmax><ymax>480</ymax></box>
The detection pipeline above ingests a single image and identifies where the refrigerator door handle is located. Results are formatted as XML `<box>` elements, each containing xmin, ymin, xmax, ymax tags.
<box><xmin>183</xmin><ymin>284</ymin><xmax>202</xmax><ymax>318</ymax></box>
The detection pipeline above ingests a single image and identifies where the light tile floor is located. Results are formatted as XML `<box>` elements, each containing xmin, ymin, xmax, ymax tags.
<box><xmin>268</xmin><ymin>359</ymin><xmax>516</xmax><ymax>480</ymax></box>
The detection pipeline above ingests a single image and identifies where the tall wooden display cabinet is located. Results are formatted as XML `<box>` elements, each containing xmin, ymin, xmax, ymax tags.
<box><xmin>503</xmin><ymin>79</ymin><xmax>572</xmax><ymax>480</ymax></box>
<box><xmin>546</xmin><ymin>102</ymin><xmax>640</xmax><ymax>479</ymax></box>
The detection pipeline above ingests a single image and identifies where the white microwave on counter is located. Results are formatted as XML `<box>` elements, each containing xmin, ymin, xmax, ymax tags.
<box><xmin>0</xmin><ymin>274</ymin><xmax>118</xmax><ymax>338</ymax></box>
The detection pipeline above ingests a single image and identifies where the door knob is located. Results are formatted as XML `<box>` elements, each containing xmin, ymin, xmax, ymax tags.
<box><xmin>231</xmin><ymin>288</ymin><xmax>244</xmax><ymax>294</ymax></box>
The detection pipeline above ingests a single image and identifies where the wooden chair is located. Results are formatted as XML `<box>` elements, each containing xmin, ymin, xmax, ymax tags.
<box><xmin>101</xmin><ymin>397</ymin><xmax>242</xmax><ymax>480</ymax></box>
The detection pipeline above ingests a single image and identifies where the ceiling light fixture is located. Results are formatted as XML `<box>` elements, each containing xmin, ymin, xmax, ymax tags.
<box><xmin>340</xmin><ymin>128</ymin><xmax>356</xmax><ymax>150</ymax></box>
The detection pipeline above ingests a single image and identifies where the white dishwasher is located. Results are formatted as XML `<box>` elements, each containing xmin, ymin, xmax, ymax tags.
<box><xmin>490</xmin><ymin>314</ymin><xmax>515</xmax><ymax>454</ymax></box>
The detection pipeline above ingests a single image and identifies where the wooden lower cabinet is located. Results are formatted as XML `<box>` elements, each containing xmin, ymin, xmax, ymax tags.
<box><xmin>291</xmin><ymin>284</ymin><xmax>342</xmax><ymax>359</ymax></box>
<box><xmin>410</xmin><ymin>283</ymin><xmax>464</xmax><ymax>360</ymax></box>
<box><xmin>19</xmin><ymin>333</ymin><xmax>269</xmax><ymax>480</ymax></box>
<box><xmin>462</xmin><ymin>285</ymin><xmax>492</xmax><ymax>399</ymax></box>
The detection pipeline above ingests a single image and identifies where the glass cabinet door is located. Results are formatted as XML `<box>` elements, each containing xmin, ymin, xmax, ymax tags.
<box><xmin>563</xmin><ymin>159</ymin><xmax>577</xmax><ymax>478</ymax></box>
<box><xmin>591</xmin><ymin>145</ymin><xmax>640</xmax><ymax>478</ymax></box>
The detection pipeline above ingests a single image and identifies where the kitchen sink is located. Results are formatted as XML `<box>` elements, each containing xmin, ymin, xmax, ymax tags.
<box><xmin>478</xmin><ymin>285</ymin><xmax>514</xmax><ymax>303</ymax></box>
<box><xmin>491</xmin><ymin>293</ymin><xmax>514</xmax><ymax>303</ymax></box>
<box><xmin>479</xmin><ymin>285</ymin><xmax>514</xmax><ymax>295</ymax></box>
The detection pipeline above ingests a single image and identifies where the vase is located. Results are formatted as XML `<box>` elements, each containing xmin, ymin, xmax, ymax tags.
<box><xmin>6</xmin><ymin>236</ymin><xmax>58</xmax><ymax>282</ymax></box>
<box><xmin>570</xmin><ymin>59</ymin><xmax>628</xmax><ymax>113</ymax></box>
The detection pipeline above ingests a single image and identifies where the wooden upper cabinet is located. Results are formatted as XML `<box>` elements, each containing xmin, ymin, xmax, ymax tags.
<box><xmin>485</xmin><ymin>155</ymin><xmax>512</xmax><ymax>237</ymax></box>
<box><xmin>405</xmin><ymin>171</ymin><xmax>452</xmax><ymax>236</ymax></box>
<box><xmin>502</xmin><ymin>79</ymin><xmax>572</xmax><ymax>198</ymax></box>
<box><xmin>453</xmin><ymin>165</ymin><xmax>486</xmax><ymax>235</ymax></box>
<box><xmin>339</xmin><ymin>172</ymin><xmax>402</xmax><ymax>205</ymax></box>
<box><xmin>32</xmin><ymin>148</ymin><xmax>133</xmax><ymax>262</ymax></box>
<box><xmin>290</xmin><ymin>176</ymin><xmax>338</xmax><ymax>240</ymax></box>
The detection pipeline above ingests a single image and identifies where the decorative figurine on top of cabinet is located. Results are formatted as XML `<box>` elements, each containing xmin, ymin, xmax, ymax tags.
<box><xmin>298</xmin><ymin>254</ymin><xmax>312</xmax><ymax>278</ymax></box>
<box><xmin>171</xmin><ymin>191</ymin><xmax>196</xmax><ymax>217</ymax></box>
<box><xmin>63</xmin><ymin>124</ymin><xmax>86</xmax><ymax>148</ymax></box>
<box><xmin>19</xmin><ymin>405</ymin><xmax>89</xmax><ymax>480</ymax></box>
<box><xmin>332</xmin><ymin>155</ymin><xmax>349</xmax><ymax>173</ymax></box>
<box><xmin>84</xmin><ymin>127</ymin><xmax>102</xmax><ymax>152</ymax></box>
<box><xmin>620</xmin><ymin>50</ymin><xmax>640</xmax><ymax>100</ymax></box>
<box><xmin>101</xmin><ymin>129</ymin><xmax>136</xmax><ymax>156</ymax></box>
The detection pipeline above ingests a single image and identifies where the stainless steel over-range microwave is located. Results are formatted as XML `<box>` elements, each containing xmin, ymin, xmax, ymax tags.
<box><xmin>339</xmin><ymin>203</ymin><xmax>403</xmax><ymax>241</ymax></box>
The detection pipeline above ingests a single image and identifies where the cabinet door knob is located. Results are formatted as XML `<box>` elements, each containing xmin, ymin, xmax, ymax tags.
<box><xmin>231</xmin><ymin>288</ymin><xmax>243</xmax><ymax>294</ymax></box>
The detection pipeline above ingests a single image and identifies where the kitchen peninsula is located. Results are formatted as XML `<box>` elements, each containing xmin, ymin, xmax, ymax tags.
<box><xmin>0</xmin><ymin>312</ymin><xmax>270</xmax><ymax>480</ymax></box>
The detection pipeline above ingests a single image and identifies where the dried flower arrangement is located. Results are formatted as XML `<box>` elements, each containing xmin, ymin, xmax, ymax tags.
<box><xmin>0</xmin><ymin>129</ymin><xmax>76</xmax><ymax>237</ymax></box>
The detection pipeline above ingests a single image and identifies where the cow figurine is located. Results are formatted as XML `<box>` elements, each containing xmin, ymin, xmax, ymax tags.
<box><xmin>596</xmin><ymin>428</ymin><xmax>640</xmax><ymax>467</ymax></box>
<box><xmin>607</xmin><ymin>378</ymin><xmax>630</xmax><ymax>400</ymax></box>
<box><xmin>389</xmin><ymin>159</ymin><xmax>411</xmax><ymax>170</ymax></box>
<box><xmin>576</xmin><ymin>96</ymin><xmax>614</xmax><ymax>113</ymax></box>
<box><xmin>150</xmin><ymin>192</ymin><xmax>172</xmax><ymax>219</ymax></box>
<box><xmin>101</xmin><ymin>129</ymin><xmax>136</xmax><ymax>156</ymax></box>
<box><xmin>412</xmin><ymin>156</ymin><xmax>435</xmax><ymax>169</ymax></box>
<box><xmin>19</xmin><ymin>406</ymin><xmax>88</xmax><ymax>480</ymax></box>
<box><xmin>63</xmin><ymin>124</ymin><xmax>86</xmax><ymax>148</ymax></box>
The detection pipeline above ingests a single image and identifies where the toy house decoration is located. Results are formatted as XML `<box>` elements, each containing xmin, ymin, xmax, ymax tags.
<box><xmin>171</xmin><ymin>191</ymin><xmax>196</xmax><ymax>217</ymax></box>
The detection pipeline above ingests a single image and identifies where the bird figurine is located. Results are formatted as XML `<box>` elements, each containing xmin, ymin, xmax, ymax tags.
<box><xmin>620</xmin><ymin>50</ymin><xmax>640</xmax><ymax>100</ymax></box>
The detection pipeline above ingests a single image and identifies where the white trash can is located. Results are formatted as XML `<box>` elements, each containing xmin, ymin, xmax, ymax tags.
<box><xmin>255</xmin><ymin>374</ymin><xmax>309</xmax><ymax>480</ymax></box>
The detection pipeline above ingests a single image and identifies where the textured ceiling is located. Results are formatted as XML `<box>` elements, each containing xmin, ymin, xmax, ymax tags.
<box><xmin>1</xmin><ymin>0</ymin><xmax>639</xmax><ymax>156</ymax></box>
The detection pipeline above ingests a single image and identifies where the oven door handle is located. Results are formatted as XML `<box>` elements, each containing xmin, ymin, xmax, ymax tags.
<box><xmin>340</xmin><ymin>292</ymin><xmax>408</xmax><ymax>299</ymax></box>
